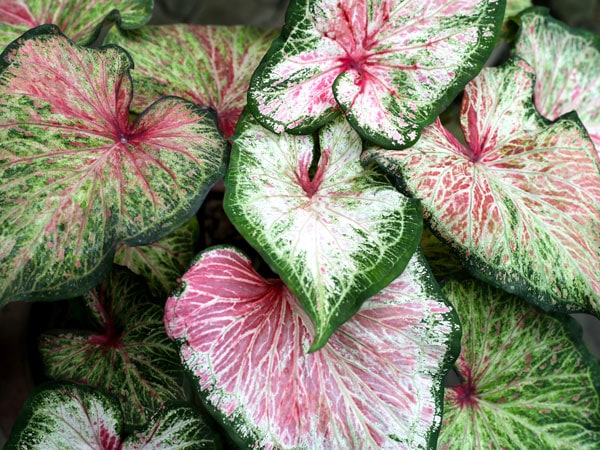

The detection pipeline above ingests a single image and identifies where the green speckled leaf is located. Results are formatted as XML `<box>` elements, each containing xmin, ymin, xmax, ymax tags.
<box><xmin>513</xmin><ymin>7</ymin><xmax>600</xmax><ymax>151</ymax></box>
<box><xmin>438</xmin><ymin>278</ymin><xmax>600</xmax><ymax>449</ymax></box>
<box><xmin>122</xmin><ymin>404</ymin><xmax>220</xmax><ymax>449</ymax></box>
<box><xmin>0</xmin><ymin>26</ymin><xmax>227</xmax><ymax>306</ymax></box>
<box><xmin>225</xmin><ymin>113</ymin><xmax>422</xmax><ymax>351</ymax></box>
<box><xmin>248</xmin><ymin>0</ymin><xmax>504</xmax><ymax>148</ymax></box>
<box><xmin>364</xmin><ymin>58</ymin><xmax>600</xmax><ymax>316</ymax></box>
<box><xmin>0</xmin><ymin>0</ymin><xmax>153</xmax><ymax>46</ymax></box>
<box><xmin>114</xmin><ymin>216</ymin><xmax>199</xmax><ymax>298</ymax></box>
<box><xmin>38</xmin><ymin>267</ymin><xmax>184</xmax><ymax>426</ymax></box>
<box><xmin>105</xmin><ymin>24</ymin><xmax>278</xmax><ymax>138</ymax></box>
<box><xmin>5</xmin><ymin>382</ymin><xmax>123</xmax><ymax>449</ymax></box>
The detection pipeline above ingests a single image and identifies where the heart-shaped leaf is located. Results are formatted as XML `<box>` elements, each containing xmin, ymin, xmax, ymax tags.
<box><xmin>0</xmin><ymin>26</ymin><xmax>228</xmax><ymax>306</ymax></box>
<box><xmin>513</xmin><ymin>6</ymin><xmax>600</xmax><ymax>151</ymax></box>
<box><xmin>225</xmin><ymin>113</ymin><xmax>422</xmax><ymax>350</ymax></box>
<box><xmin>247</xmin><ymin>0</ymin><xmax>504</xmax><ymax>148</ymax></box>
<box><xmin>364</xmin><ymin>58</ymin><xmax>600</xmax><ymax>315</ymax></box>
<box><xmin>105</xmin><ymin>24</ymin><xmax>278</xmax><ymax>138</ymax></box>
<box><xmin>0</xmin><ymin>0</ymin><xmax>153</xmax><ymax>47</ymax></box>
<box><xmin>438</xmin><ymin>278</ymin><xmax>600</xmax><ymax>448</ymax></box>
<box><xmin>114</xmin><ymin>216</ymin><xmax>200</xmax><ymax>298</ymax></box>
<box><xmin>5</xmin><ymin>382</ymin><xmax>219</xmax><ymax>449</ymax></box>
<box><xmin>39</xmin><ymin>267</ymin><xmax>184</xmax><ymax>426</ymax></box>
<box><xmin>164</xmin><ymin>246</ymin><xmax>460</xmax><ymax>449</ymax></box>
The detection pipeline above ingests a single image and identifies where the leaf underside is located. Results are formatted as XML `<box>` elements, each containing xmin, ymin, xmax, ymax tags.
<box><xmin>364</xmin><ymin>58</ymin><xmax>600</xmax><ymax>316</ymax></box>
<box><xmin>248</xmin><ymin>0</ymin><xmax>505</xmax><ymax>148</ymax></box>
<box><xmin>39</xmin><ymin>267</ymin><xmax>184</xmax><ymax>426</ymax></box>
<box><xmin>105</xmin><ymin>24</ymin><xmax>278</xmax><ymax>138</ymax></box>
<box><xmin>225</xmin><ymin>113</ymin><xmax>422</xmax><ymax>350</ymax></box>
<box><xmin>514</xmin><ymin>6</ymin><xmax>600</xmax><ymax>151</ymax></box>
<box><xmin>439</xmin><ymin>278</ymin><xmax>600</xmax><ymax>449</ymax></box>
<box><xmin>164</xmin><ymin>246</ymin><xmax>460</xmax><ymax>450</ymax></box>
<box><xmin>0</xmin><ymin>25</ymin><xmax>227</xmax><ymax>306</ymax></box>
<box><xmin>0</xmin><ymin>0</ymin><xmax>153</xmax><ymax>47</ymax></box>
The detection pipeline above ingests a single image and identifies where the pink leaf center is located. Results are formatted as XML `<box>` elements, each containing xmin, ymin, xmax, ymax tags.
<box><xmin>295</xmin><ymin>148</ymin><xmax>331</xmax><ymax>197</ymax></box>
<box><xmin>450</xmin><ymin>369</ymin><xmax>479</xmax><ymax>410</ymax></box>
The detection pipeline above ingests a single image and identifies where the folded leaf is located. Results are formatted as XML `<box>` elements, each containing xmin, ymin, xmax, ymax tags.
<box><xmin>105</xmin><ymin>24</ymin><xmax>278</xmax><ymax>138</ymax></box>
<box><xmin>0</xmin><ymin>0</ymin><xmax>153</xmax><ymax>46</ymax></box>
<box><xmin>248</xmin><ymin>0</ymin><xmax>504</xmax><ymax>148</ymax></box>
<box><xmin>0</xmin><ymin>26</ymin><xmax>228</xmax><ymax>306</ymax></box>
<box><xmin>225</xmin><ymin>113</ymin><xmax>422</xmax><ymax>350</ymax></box>
<box><xmin>439</xmin><ymin>278</ymin><xmax>600</xmax><ymax>448</ymax></box>
<box><xmin>364</xmin><ymin>58</ymin><xmax>600</xmax><ymax>316</ymax></box>
<box><xmin>513</xmin><ymin>6</ymin><xmax>600</xmax><ymax>151</ymax></box>
<box><xmin>114</xmin><ymin>216</ymin><xmax>200</xmax><ymax>298</ymax></box>
<box><xmin>39</xmin><ymin>267</ymin><xmax>184</xmax><ymax>426</ymax></box>
<box><xmin>164</xmin><ymin>246</ymin><xmax>460</xmax><ymax>449</ymax></box>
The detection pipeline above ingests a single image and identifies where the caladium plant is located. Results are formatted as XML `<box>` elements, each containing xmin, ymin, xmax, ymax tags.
<box><xmin>2</xmin><ymin>0</ymin><xmax>600</xmax><ymax>449</ymax></box>
<box><xmin>5</xmin><ymin>382</ymin><xmax>219</xmax><ymax>449</ymax></box>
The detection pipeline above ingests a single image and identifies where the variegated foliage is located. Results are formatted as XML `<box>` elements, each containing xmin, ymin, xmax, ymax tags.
<box><xmin>514</xmin><ymin>6</ymin><xmax>600</xmax><ymax>151</ymax></box>
<box><xmin>0</xmin><ymin>26</ymin><xmax>227</xmax><ymax>306</ymax></box>
<box><xmin>0</xmin><ymin>0</ymin><xmax>153</xmax><ymax>46</ymax></box>
<box><xmin>114</xmin><ymin>216</ymin><xmax>200</xmax><ymax>298</ymax></box>
<box><xmin>38</xmin><ymin>267</ymin><xmax>184</xmax><ymax>425</ymax></box>
<box><xmin>439</xmin><ymin>278</ymin><xmax>600</xmax><ymax>448</ymax></box>
<box><xmin>164</xmin><ymin>246</ymin><xmax>460</xmax><ymax>450</ymax></box>
<box><xmin>4</xmin><ymin>382</ymin><xmax>219</xmax><ymax>449</ymax></box>
<box><xmin>105</xmin><ymin>24</ymin><xmax>278</xmax><ymax>138</ymax></box>
<box><xmin>248</xmin><ymin>0</ymin><xmax>504</xmax><ymax>148</ymax></box>
<box><xmin>225</xmin><ymin>113</ymin><xmax>422</xmax><ymax>350</ymax></box>
<box><xmin>364</xmin><ymin>58</ymin><xmax>600</xmax><ymax>316</ymax></box>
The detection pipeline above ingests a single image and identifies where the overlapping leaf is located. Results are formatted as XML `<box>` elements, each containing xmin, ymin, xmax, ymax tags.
<box><xmin>105</xmin><ymin>24</ymin><xmax>278</xmax><ymax>138</ymax></box>
<box><xmin>164</xmin><ymin>246</ymin><xmax>460</xmax><ymax>449</ymax></box>
<box><xmin>5</xmin><ymin>382</ymin><xmax>219</xmax><ymax>449</ymax></box>
<box><xmin>225</xmin><ymin>113</ymin><xmax>422</xmax><ymax>350</ymax></box>
<box><xmin>0</xmin><ymin>0</ymin><xmax>153</xmax><ymax>47</ymax></box>
<box><xmin>0</xmin><ymin>26</ymin><xmax>227</xmax><ymax>306</ymax></box>
<box><xmin>114</xmin><ymin>216</ymin><xmax>200</xmax><ymax>298</ymax></box>
<box><xmin>247</xmin><ymin>0</ymin><xmax>504</xmax><ymax>148</ymax></box>
<box><xmin>438</xmin><ymin>278</ymin><xmax>600</xmax><ymax>448</ymax></box>
<box><xmin>364</xmin><ymin>58</ymin><xmax>600</xmax><ymax>315</ymax></box>
<box><xmin>513</xmin><ymin>7</ymin><xmax>600</xmax><ymax>151</ymax></box>
<box><xmin>38</xmin><ymin>267</ymin><xmax>184</xmax><ymax>425</ymax></box>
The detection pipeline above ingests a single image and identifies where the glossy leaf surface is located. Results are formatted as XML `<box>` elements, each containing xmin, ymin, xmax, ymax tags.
<box><xmin>114</xmin><ymin>216</ymin><xmax>200</xmax><ymax>298</ymax></box>
<box><xmin>514</xmin><ymin>7</ymin><xmax>600</xmax><ymax>151</ymax></box>
<box><xmin>39</xmin><ymin>267</ymin><xmax>184</xmax><ymax>425</ymax></box>
<box><xmin>439</xmin><ymin>278</ymin><xmax>600</xmax><ymax>448</ymax></box>
<box><xmin>105</xmin><ymin>24</ymin><xmax>278</xmax><ymax>138</ymax></box>
<box><xmin>0</xmin><ymin>0</ymin><xmax>153</xmax><ymax>46</ymax></box>
<box><xmin>164</xmin><ymin>246</ymin><xmax>460</xmax><ymax>450</ymax></box>
<box><xmin>225</xmin><ymin>113</ymin><xmax>422</xmax><ymax>350</ymax></box>
<box><xmin>0</xmin><ymin>26</ymin><xmax>227</xmax><ymax>306</ymax></box>
<box><xmin>364</xmin><ymin>58</ymin><xmax>600</xmax><ymax>315</ymax></box>
<box><xmin>248</xmin><ymin>0</ymin><xmax>504</xmax><ymax>148</ymax></box>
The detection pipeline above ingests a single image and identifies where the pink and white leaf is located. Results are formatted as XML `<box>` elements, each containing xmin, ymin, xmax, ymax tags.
<box><xmin>114</xmin><ymin>216</ymin><xmax>200</xmax><ymax>298</ymax></box>
<box><xmin>105</xmin><ymin>24</ymin><xmax>278</xmax><ymax>139</ymax></box>
<box><xmin>5</xmin><ymin>382</ymin><xmax>123</xmax><ymax>449</ymax></box>
<box><xmin>514</xmin><ymin>7</ymin><xmax>600</xmax><ymax>151</ymax></box>
<box><xmin>248</xmin><ymin>0</ymin><xmax>504</xmax><ymax>148</ymax></box>
<box><xmin>0</xmin><ymin>26</ymin><xmax>227</xmax><ymax>306</ymax></box>
<box><xmin>439</xmin><ymin>278</ymin><xmax>600</xmax><ymax>448</ymax></box>
<box><xmin>164</xmin><ymin>246</ymin><xmax>460</xmax><ymax>450</ymax></box>
<box><xmin>0</xmin><ymin>0</ymin><xmax>153</xmax><ymax>46</ymax></box>
<box><xmin>224</xmin><ymin>113</ymin><xmax>422</xmax><ymax>350</ymax></box>
<box><xmin>363</xmin><ymin>58</ymin><xmax>600</xmax><ymax>315</ymax></box>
